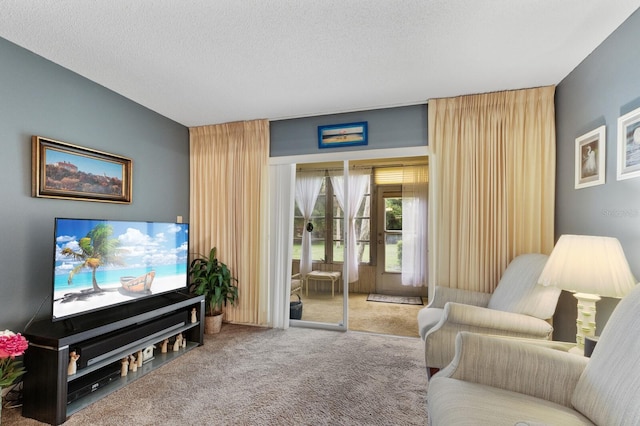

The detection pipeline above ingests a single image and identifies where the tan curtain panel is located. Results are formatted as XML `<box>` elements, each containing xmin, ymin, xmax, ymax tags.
<box><xmin>428</xmin><ymin>86</ymin><xmax>555</xmax><ymax>293</ymax></box>
<box><xmin>189</xmin><ymin>120</ymin><xmax>270</xmax><ymax>325</ymax></box>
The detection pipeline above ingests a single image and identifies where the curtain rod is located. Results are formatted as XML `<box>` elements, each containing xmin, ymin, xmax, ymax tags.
<box><xmin>296</xmin><ymin>163</ymin><xmax>426</xmax><ymax>173</ymax></box>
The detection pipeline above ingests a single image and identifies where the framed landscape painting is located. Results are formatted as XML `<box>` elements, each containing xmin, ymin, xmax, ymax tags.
<box><xmin>32</xmin><ymin>136</ymin><xmax>132</xmax><ymax>203</ymax></box>
<box><xmin>617</xmin><ymin>106</ymin><xmax>640</xmax><ymax>181</ymax></box>
<box><xmin>575</xmin><ymin>125</ymin><xmax>606</xmax><ymax>189</ymax></box>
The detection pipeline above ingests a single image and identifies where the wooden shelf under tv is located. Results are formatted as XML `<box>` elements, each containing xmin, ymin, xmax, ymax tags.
<box><xmin>21</xmin><ymin>292</ymin><xmax>204</xmax><ymax>425</ymax></box>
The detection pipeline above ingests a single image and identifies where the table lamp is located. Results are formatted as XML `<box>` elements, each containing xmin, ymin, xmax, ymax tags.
<box><xmin>538</xmin><ymin>234</ymin><xmax>637</xmax><ymax>352</ymax></box>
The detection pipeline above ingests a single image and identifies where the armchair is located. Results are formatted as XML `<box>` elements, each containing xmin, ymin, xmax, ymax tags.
<box><xmin>427</xmin><ymin>280</ymin><xmax>640</xmax><ymax>425</ymax></box>
<box><xmin>418</xmin><ymin>253</ymin><xmax>561</xmax><ymax>374</ymax></box>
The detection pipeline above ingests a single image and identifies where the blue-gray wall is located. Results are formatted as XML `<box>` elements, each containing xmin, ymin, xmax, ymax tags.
<box><xmin>270</xmin><ymin>104</ymin><xmax>427</xmax><ymax>156</ymax></box>
<box><xmin>0</xmin><ymin>37</ymin><xmax>189</xmax><ymax>331</ymax></box>
<box><xmin>554</xmin><ymin>9</ymin><xmax>640</xmax><ymax>341</ymax></box>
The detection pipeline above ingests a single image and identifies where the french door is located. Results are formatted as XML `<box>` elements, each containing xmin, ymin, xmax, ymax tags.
<box><xmin>375</xmin><ymin>186</ymin><xmax>403</xmax><ymax>294</ymax></box>
<box><xmin>375</xmin><ymin>186</ymin><xmax>427</xmax><ymax>297</ymax></box>
<box><xmin>290</xmin><ymin>161</ymin><xmax>348</xmax><ymax>331</ymax></box>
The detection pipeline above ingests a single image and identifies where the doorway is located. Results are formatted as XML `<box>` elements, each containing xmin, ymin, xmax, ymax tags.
<box><xmin>273</xmin><ymin>150</ymin><xmax>430</xmax><ymax>335</ymax></box>
<box><xmin>376</xmin><ymin>186</ymin><xmax>404</xmax><ymax>295</ymax></box>
<box><xmin>290</xmin><ymin>157</ymin><xmax>428</xmax><ymax>331</ymax></box>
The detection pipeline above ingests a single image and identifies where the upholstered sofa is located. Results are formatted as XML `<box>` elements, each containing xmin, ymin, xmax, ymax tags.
<box><xmin>427</xmin><ymin>281</ymin><xmax>640</xmax><ymax>425</ymax></box>
<box><xmin>418</xmin><ymin>253</ymin><xmax>561</xmax><ymax>373</ymax></box>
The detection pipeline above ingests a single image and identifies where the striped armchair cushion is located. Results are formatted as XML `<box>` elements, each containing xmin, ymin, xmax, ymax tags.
<box><xmin>487</xmin><ymin>254</ymin><xmax>560</xmax><ymax>320</ymax></box>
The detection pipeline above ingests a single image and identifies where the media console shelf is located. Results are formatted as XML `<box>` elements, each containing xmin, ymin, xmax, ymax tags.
<box><xmin>22</xmin><ymin>292</ymin><xmax>204</xmax><ymax>425</ymax></box>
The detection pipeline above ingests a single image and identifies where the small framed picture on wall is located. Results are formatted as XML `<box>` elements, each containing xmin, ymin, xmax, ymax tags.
<box><xmin>575</xmin><ymin>125</ymin><xmax>606</xmax><ymax>189</ymax></box>
<box><xmin>617</xmin><ymin>106</ymin><xmax>640</xmax><ymax>181</ymax></box>
<box><xmin>318</xmin><ymin>122</ymin><xmax>368</xmax><ymax>149</ymax></box>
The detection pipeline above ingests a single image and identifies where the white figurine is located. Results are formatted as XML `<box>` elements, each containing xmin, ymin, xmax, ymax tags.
<box><xmin>182</xmin><ymin>336</ymin><xmax>187</xmax><ymax>349</ymax></box>
<box><xmin>68</xmin><ymin>351</ymin><xmax>80</xmax><ymax>376</ymax></box>
<box><xmin>191</xmin><ymin>308</ymin><xmax>197</xmax><ymax>323</ymax></box>
<box><xmin>129</xmin><ymin>354</ymin><xmax>137</xmax><ymax>372</ymax></box>
<box><xmin>121</xmin><ymin>357</ymin><xmax>129</xmax><ymax>377</ymax></box>
<box><xmin>137</xmin><ymin>350</ymin><xmax>143</xmax><ymax>367</ymax></box>
<box><xmin>173</xmin><ymin>333</ymin><xmax>182</xmax><ymax>352</ymax></box>
<box><xmin>142</xmin><ymin>345</ymin><xmax>155</xmax><ymax>363</ymax></box>
<box><xmin>161</xmin><ymin>338</ymin><xmax>169</xmax><ymax>353</ymax></box>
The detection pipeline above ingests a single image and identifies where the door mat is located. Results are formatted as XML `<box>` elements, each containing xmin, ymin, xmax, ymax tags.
<box><xmin>366</xmin><ymin>293</ymin><xmax>423</xmax><ymax>305</ymax></box>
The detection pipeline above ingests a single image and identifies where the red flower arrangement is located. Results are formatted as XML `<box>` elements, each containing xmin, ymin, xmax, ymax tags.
<box><xmin>0</xmin><ymin>330</ymin><xmax>29</xmax><ymax>388</ymax></box>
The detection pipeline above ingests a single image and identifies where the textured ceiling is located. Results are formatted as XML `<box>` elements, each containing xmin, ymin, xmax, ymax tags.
<box><xmin>1</xmin><ymin>1</ymin><xmax>639</xmax><ymax>127</ymax></box>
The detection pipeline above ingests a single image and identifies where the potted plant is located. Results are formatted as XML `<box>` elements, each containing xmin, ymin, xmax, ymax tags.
<box><xmin>188</xmin><ymin>247</ymin><xmax>238</xmax><ymax>334</ymax></box>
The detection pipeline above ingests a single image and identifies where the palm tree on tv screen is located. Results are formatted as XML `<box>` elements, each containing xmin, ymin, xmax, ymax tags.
<box><xmin>61</xmin><ymin>223</ymin><xmax>123</xmax><ymax>292</ymax></box>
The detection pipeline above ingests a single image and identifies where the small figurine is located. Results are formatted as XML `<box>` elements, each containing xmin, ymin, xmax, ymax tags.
<box><xmin>142</xmin><ymin>345</ymin><xmax>155</xmax><ymax>363</ymax></box>
<box><xmin>121</xmin><ymin>357</ymin><xmax>129</xmax><ymax>377</ymax></box>
<box><xmin>161</xmin><ymin>338</ymin><xmax>169</xmax><ymax>353</ymax></box>
<box><xmin>137</xmin><ymin>350</ymin><xmax>143</xmax><ymax>367</ymax></box>
<box><xmin>68</xmin><ymin>351</ymin><xmax>80</xmax><ymax>376</ymax></box>
<box><xmin>173</xmin><ymin>333</ymin><xmax>182</xmax><ymax>352</ymax></box>
<box><xmin>191</xmin><ymin>308</ymin><xmax>197</xmax><ymax>323</ymax></box>
<box><xmin>182</xmin><ymin>336</ymin><xmax>187</xmax><ymax>349</ymax></box>
<box><xmin>129</xmin><ymin>354</ymin><xmax>137</xmax><ymax>372</ymax></box>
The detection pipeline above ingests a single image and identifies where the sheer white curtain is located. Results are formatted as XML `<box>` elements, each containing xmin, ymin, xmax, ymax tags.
<box><xmin>330</xmin><ymin>170</ymin><xmax>370</xmax><ymax>283</ymax></box>
<box><xmin>294</xmin><ymin>171</ymin><xmax>324</xmax><ymax>277</ymax></box>
<box><xmin>402</xmin><ymin>165</ymin><xmax>428</xmax><ymax>287</ymax></box>
<box><xmin>268</xmin><ymin>164</ymin><xmax>296</xmax><ymax>328</ymax></box>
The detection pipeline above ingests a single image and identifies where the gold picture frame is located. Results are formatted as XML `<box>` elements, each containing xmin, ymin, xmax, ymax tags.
<box><xmin>32</xmin><ymin>136</ymin><xmax>132</xmax><ymax>203</ymax></box>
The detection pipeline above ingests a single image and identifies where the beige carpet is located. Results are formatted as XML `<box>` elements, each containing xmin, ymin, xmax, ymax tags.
<box><xmin>4</xmin><ymin>324</ymin><xmax>428</xmax><ymax>425</ymax></box>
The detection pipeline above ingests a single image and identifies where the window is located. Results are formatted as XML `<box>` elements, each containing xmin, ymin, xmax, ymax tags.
<box><xmin>293</xmin><ymin>174</ymin><xmax>371</xmax><ymax>264</ymax></box>
<box><xmin>293</xmin><ymin>179</ymin><xmax>326</xmax><ymax>261</ymax></box>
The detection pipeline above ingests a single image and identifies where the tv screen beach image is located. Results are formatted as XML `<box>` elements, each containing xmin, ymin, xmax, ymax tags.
<box><xmin>52</xmin><ymin>219</ymin><xmax>189</xmax><ymax>320</ymax></box>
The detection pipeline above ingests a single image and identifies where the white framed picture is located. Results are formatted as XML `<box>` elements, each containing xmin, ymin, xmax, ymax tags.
<box><xmin>617</xmin><ymin>106</ymin><xmax>640</xmax><ymax>181</ymax></box>
<box><xmin>575</xmin><ymin>125</ymin><xmax>606</xmax><ymax>189</ymax></box>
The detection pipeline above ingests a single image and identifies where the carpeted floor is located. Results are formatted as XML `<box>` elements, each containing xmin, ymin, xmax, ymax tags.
<box><xmin>4</xmin><ymin>324</ymin><xmax>428</xmax><ymax>425</ymax></box>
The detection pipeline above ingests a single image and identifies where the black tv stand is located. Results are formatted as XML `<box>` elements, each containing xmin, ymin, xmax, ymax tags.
<box><xmin>63</xmin><ymin>318</ymin><xmax>77</xmax><ymax>332</ymax></box>
<box><xmin>21</xmin><ymin>292</ymin><xmax>204</xmax><ymax>425</ymax></box>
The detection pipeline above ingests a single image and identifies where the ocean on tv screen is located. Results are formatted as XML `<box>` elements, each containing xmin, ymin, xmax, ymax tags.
<box><xmin>52</xmin><ymin>219</ymin><xmax>189</xmax><ymax>320</ymax></box>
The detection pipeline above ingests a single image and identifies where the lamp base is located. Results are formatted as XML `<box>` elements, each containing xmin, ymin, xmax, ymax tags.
<box><xmin>574</xmin><ymin>292</ymin><xmax>600</xmax><ymax>350</ymax></box>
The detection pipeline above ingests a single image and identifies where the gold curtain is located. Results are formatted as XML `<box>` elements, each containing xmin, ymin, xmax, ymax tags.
<box><xmin>189</xmin><ymin>120</ymin><xmax>270</xmax><ymax>325</ymax></box>
<box><xmin>428</xmin><ymin>86</ymin><xmax>555</xmax><ymax>293</ymax></box>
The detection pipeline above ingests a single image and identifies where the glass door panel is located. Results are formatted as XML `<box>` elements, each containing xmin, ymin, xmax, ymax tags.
<box><xmin>290</xmin><ymin>162</ymin><xmax>345</xmax><ymax>330</ymax></box>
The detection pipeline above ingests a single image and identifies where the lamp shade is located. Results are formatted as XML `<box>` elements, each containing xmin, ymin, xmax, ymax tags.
<box><xmin>538</xmin><ymin>234</ymin><xmax>637</xmax><ymax>298</ymax></box>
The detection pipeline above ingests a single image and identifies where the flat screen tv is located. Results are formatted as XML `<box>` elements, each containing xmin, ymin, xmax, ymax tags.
<box><xmin>52</xmin><ymin>218</ymin><xmax>189</xmax><ymax>321</ymax></box>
